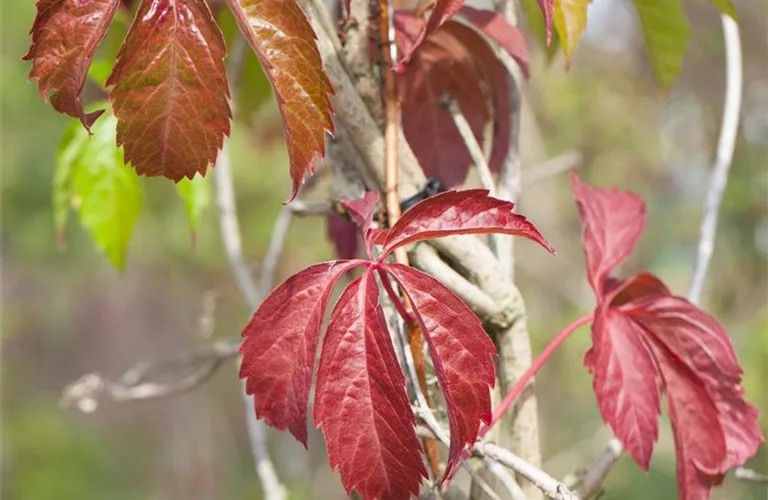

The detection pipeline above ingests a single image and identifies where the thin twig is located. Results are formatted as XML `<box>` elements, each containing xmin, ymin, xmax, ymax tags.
<box><xmin>485</xmin><ymin>458</ymin><xmax>527</xmax><ymax>500</ymax></box>
<box><xmin>733</xmin><ymin>467</ymin><xmax>768</xmax><ymax>484</ymax></box>
<box><xmin>521</xmin><ymin>152</ymin><xmax>582</xmax><ymax>187</ymax></box>
<box><xmin>60</xmin><ymin>341</ymin><xmax>239</xmax><ymax>410</ymax></box>
<box><xmin>443</xmin><ymin>94</ymin><xmax>496</xmax><ymax>196</ymax></box>
<box><xmin>688</xmin><ymin>14</ymin><xmax>742</xmax><ymax>305</ymax></box>
<box><xmin>415</xmin><ymin>424</ymin><xmax>580</xmax><ymax>500</ymax></box>
<box><xmin>213</xmin><ymin>33</ymin><xmax>288</xmax><ymax>500</ymax></box>
<box><xmin>574</xmin><ymin>14</ymin><xmax>745</xmax><ymax>498</ymax></box>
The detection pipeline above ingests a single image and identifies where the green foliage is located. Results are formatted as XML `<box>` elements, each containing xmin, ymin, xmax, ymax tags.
<box><xmin>634</xmin><ymin>0</ymin><xmax>691</xmax><ymax>90</ymax></box>
<box><xmin>55</xmin><ymin>110</ymin><xmax>142</xmax><ymax>270</ymax></box>
<box><xmin>175</xmin><ymin>173</ymin><xmax>212</xmax><ymax>241</ymax></box>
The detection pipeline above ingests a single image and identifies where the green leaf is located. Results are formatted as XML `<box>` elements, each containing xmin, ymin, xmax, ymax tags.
<box><xmin>175</xmin><ymin>174</ymin><xmax>211</xmax><ymax>243</ymax></box>
<box><xmin>554</xmin><ymin>0</ymin><xmax>590</xmax><ymax>63</ymax></box>
<box><xmin>634</xmin><ymin>0</ymin><xmax>691</xmax><ymax>89</ymax></box>
<box><xmin>56</xmin><ymin>109</ymin><xmax>142</xmax><ymax>270</ymax></box>
<box><xmin>707</xmin><ymin>0</ymin><xmax>736</xmax><ymax>20</ymax></box>
<box><xmin>53</xmin><ymin>122</ymin><xmax>83</xmax><ymax>248</ymax></box>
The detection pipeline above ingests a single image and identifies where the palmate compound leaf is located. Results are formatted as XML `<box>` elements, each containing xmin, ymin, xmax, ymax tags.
<box><xmin>240</xmin><ymin>189</ymin><xmax>554</xmax><ymax>499</ymax></box>
<box><xmin>572</xmin><ymin>172</ymin><xmax>764</xmax><ymax>500</ymax></box>
<box><xmin>107</xmin><ymin>0</ymin><xmax>231</xmax><ymax>181</ymax></box>
<box><xmin>24</xmin><ymin>0</ymin><xmax>122</xmax><ymax>130</ymax></box>
<box><xmin>224</xmin><ymin>0</ymin><xmax>334</xmax><ymax>201</ymax></box>
<box><xmin>394</xmin><ymin>10</ymin><xmax>526</xmax><ymax>187</ymax></box>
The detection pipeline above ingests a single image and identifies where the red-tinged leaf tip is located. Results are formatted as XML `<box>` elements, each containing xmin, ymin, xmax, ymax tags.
<box><xmin>380</xmin><ymin>189</ymin><xmax>554</xmax><ymax>258</ymax></box>
<box><xmin>314</xmin><ymin>270</ymin><xmax>427</xmax><ymax>500</ymax></box>
<box><xmin>538</xmin><ymin>0</ymin><xmax>555</xmax><ymax>45</ymax></box>
<box><xmin>24</xmin><ymin>0</ymin><xmax>120</xmax><ymax>131</ymax></box>
<box><xmin>570</xmin><ymin>172</ymin><xmax>646</xmax><ymax>298</ymax></box>
<box><xmin>339</xmin><ymin>191</ymin><xmax>381</xmax><ymax>232</ymax></box>
<box><xmin>107</xmin><ymin>0</ymin><xmax>231</xmax><ymax>181</ymax></box>
<box><xmin>225</xmin><ymin>0</ymin><xmax>335</xmax><ymax>194</ymax></box>
<box><xmin>457</xmin><ymin>6</ymin><xmax>530</xmax><ymax>79</ymax></box>
<box><xmin>396</xmin><ymin>0</ymin><xmax>467</xmax><ymax>67</ymax></box>
<box><xmin>240</xmin><ymin>260</ymin><xmax>364</xmax><ymax>446</ymax></box>
<box><xmin>385</xmin><ymin>264</ymin><xmax>496</xmax><ymax>481</ymax></box>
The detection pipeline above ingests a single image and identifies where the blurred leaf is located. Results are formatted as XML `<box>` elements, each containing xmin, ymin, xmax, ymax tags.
<box><xmin>56</xmin><ymin>109</ymin><xmax>142</xmax><ymax>270</ymax></box>
<box><xmin>175</xmin><ymin>174</ymin><xmax>211</xmax><ymax>242</ymax></box>
<box><xmin>634</xmin><ymin>0</ymin><xmax>690</xmax><ymax>89</ymax></box>
<box><xmin>553</xmin><ymin>0</ymin><xmax>590</xmax><ymax>63</ymax></box>
<box><xmin>707</xmin><ymin>0</ymin><xmax>736</xmax><ymax>19</ymax></box>
<box><xmin>521</xmin><ymin>0</ymin><xmax>561</xmax><ymax>60</ymax></box>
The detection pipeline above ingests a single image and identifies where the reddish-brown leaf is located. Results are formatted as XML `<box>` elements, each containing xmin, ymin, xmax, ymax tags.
<box><xmin>224</xmin><ymin>0</ymin><xmax>334</xmax><ymax>200</ymax></box>
<box><xmin>385</xmin><ymin>263</ymin><xmax>496</xmax><ymax>480</ymax></box>
<box><xmin>107</xmin><ymin>0</ymin><xmax>231</xmax><ymax>181</ymax></box>
<box><xmin>457</xmin><ymin>6</ymin><xmax>529</xmax><ymax>78</ymax></box>
<box><xmin>378</xmin><ymin>189</ymin><xmax>554</xmax><ymax>258</ymax></box>
<box><xmin>314</xmin><ymin>270</ymin><xmax>427</xmax><ymax>500</ymax></box>
<box><xmin>24</xmin><ymin>0</ymin><xmax>121</xmax><ymax>130</ymax></box>
<box><xmin>573</xmin><ymin>173</ymin><xmax>764</xmax><ymax>500</ymax></box>
<box><xmin>396</xmin><ymin>0</ymin><xmax>466</xmax><ymax>68</ymax></box>
<box><xmin>240</xmin><ymin>260</ymin><xmax>365</xmax><ymax>445</ymax></box>
<box><xmin>395</xmin><ymin>12</ymin><xmax>513</xmax><ymax>187</ymax></box>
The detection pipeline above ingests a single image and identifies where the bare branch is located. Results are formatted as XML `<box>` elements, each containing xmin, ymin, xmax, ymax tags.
<box><xmin>415</xmin><ymin>424</ymin><xmax>579</xmax><ymax>500</ymax></box>
<box><xmin>688</xmin><ymin>14</ymin><xmax>743</xmax><ymax>304</ymax></box>
<box><xmin>521</xmin><ymin>152</ymin><xmax>582</xmax><ymax>187</ymax></box>
<box><xmin>61</xmin><ymin>341</ymin><xmax>239</xmax><ymax>410</ymax></box>
<box><xmin>443</xmin><ymin>95</ymin><xmax>496</xmax><ymax>196</ymax></box>
<box><xmin>733</xmin><ymin>467</ymin><xmax>768</xmax><ymax>484</ymax></box>
<box><xmin>212</xmin><ymin>33</ymin><xmax>288</xmax><ymax>500</ymax></box>
<box><xmin>484</xmin><ymin>458</ymin><xmax>527</xmax><ymax>500</ymax></box>
<box><xmin>569</xmin><ymin>438</ymin><xmax>623</xmax><ymax>499</ymax></box>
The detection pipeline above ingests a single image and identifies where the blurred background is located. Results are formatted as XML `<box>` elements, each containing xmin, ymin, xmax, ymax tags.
<box><xmin>1</xmin><ymin>0</ymin><xmax>766</xmax><ymax>499</ymax></box>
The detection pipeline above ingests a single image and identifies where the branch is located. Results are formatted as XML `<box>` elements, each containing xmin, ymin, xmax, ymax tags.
<box><xmin>61</xmin><ymin>341</ymin><xmax>239</xmax><ymax>410</ymax></box>
<box><xmin>688</xmin><ymin>13</ymin><xmax>742</xmax><ymax>305</ymax></box>
<box><xmin>211</xmin><ymin>33</ymin><xmax>288</xmax><ymax>500</ymax></box>
<box><xmin>415</xmin><ymin>423</ymin><xmax>580</xmax><ymax>500</ymax></box>
<box><xmin>443</xmin><ymin>94</ymin><xmax>496</xmax><ymax>196</ymax></box>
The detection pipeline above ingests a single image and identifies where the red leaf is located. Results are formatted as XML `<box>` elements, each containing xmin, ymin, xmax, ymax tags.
<box><xmin>395</xmin><ymin>12</ymin><xmax>513</xmax><ymax>186</ymax></box>
<box><xmin>587</xmin><ymin>306</ymin><xmax>662</xmax><ymax>470</ymax></box>
<box><xmin>378</xmin><ymin>189</ymin><xmax>554</xmax><ymax>258</ymax></box>
<box><xmin>224</xmin><ymin>0</ymin><xmax>334</xmax><ymax>201</ymax></box>
<box><xmin>457</xmin><ymin>6</ymin><xmax>529</xmax><ymax>78</ymax></box>
<box><xmin>396</xmin><ymin>0</ymin><xmax>466</xmax><ymax>69</ymax></box>
<box><xmin>571</xmin><ymin>171</ymin><xmax>646</xmax><ymax>297</ymax></box>
<box><xmin>24</xmin><ymin>0</ymin><xmax>121</xmax><ymax>130</ymax></box>
<box><xmin>314</xmin><ymin>269</ymin><xmax>427</xmax><ymax>499</ymax></box>
<box><xmin>573</xmin><ymin>173</ymin><xmax>764</xmax><ymax>500</ymax></box>
<box><xmin>240</xmin><ymin>260</ymin><xmax>365</xmax><ymax>445</ymax></box>
<box><xmin>107</xmin><ymin>0</ymin><xmax>231</xmax><ymax>181</ymax></box>
<box><xmin>385</xmin><ymin>263</ymin><xmax>496</xmax><ymax>480</ymax></box>
<box><xmin>339</xmin><ymin>190</ymin><xmax>380</xmax><ymax>230</ymax></box>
